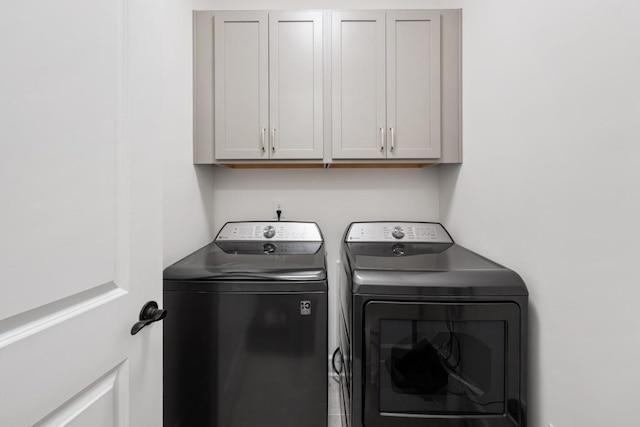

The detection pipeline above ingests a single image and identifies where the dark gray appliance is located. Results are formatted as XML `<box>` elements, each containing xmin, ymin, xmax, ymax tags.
<box><xmin>164</xmin><ymin>221</ymin><xmax>328</xmax><ymax>427</ymax></box>
<box><xmin>337</xmin><ymin>222</ymin><xmax>528</xmax><ymax>427</ymax></box>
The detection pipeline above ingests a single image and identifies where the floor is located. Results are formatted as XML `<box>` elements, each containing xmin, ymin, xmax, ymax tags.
<box><xmin>328</xmin><ymin>376</ymin><xmax>344</xmax><ymax>427</ymax></box>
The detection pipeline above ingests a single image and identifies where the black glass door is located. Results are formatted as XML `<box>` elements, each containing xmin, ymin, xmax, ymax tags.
<box><xmin>364</xmin><ymin>302</ymin><xmax>521</xmax><ymax>427</ymax></box>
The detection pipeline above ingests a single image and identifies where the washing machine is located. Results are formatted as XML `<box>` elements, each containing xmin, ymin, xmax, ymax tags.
<box><xmin>337</xmin><ymin>222</ymin><xmax>528</xmax><ymax>427</ymax></box>
<box><xmin>163</xmin><ymin>221</ymin><xmax>328</xmax><ymax>427</ymax></box>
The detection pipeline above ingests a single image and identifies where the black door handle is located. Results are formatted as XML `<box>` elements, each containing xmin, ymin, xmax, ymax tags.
<box><xmin>131</xmin><ymin>301</ymin><xmax>167</xmax><ymax>335</ymax></box>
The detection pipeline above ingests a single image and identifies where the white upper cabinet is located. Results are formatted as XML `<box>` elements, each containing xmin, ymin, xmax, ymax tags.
<box><xmin>332</xmin><ymin>10</ymin><xmax>442</xmax><ymax>160</ymax></box>
<box><xmin>194</xmin><ymin>9</ymin><xmax>461</xmax><ymax>165</ymax></box>
<box><xmin>213</xmin><ymin>11</ymin><xmax>323</xmax><ymax>161</ymax></box>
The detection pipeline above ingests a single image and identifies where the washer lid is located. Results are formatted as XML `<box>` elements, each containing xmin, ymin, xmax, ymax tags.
<box><xmin>163</xmin><ymin>241</ymin><xmax>326</xmax><ymax>281</ymax></box>
<box><xmin>164</xmin><ymin>222</ymin><xmax>326</xmax><ymax>282</ymax></box>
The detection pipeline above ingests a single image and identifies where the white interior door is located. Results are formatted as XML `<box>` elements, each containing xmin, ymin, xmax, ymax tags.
<box><xmin>0</xmin><ymin>1</ymin><xmax>163</xmax><ymax>426</ymax></box>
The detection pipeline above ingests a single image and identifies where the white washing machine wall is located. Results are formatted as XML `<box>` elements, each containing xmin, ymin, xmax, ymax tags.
<box><xmin>337</xmin><ymin>222</ymin><xmax>528</xmax><ymax>427</ymax></box>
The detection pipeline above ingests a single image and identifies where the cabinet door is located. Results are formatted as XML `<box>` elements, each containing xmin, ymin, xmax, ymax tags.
<box><xmin>332</xmin><ymin>11</ymin><xmax>386</xmax><ymax>159</ymax></box>
<box><xmin>214</xmin><ymin>12</ymin><xmax>268</xmax><ymax>160</ymax></box>
<box><xmin>269</xmin><ymin>12</ymin><xmax>323</xmax><ymax>160</ymax></box>
<box><xmin>387</xmin><ymin>11</ymin><xmax>441</xmax><ymax>159</ymax></box>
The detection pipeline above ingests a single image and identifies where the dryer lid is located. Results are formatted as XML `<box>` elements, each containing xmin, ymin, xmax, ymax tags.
<box><xmin>341</xmin><ymin>223</ymin><xmax>528</xmax><ymax>295</ymax></box>
<box><xmin>346</xmin><ymin>243</ymin><xmax>528</xmax><ymax>296</ymax></box>
<box><xmin>346</xmin><ymin>240</ymin><xmax>511</xmax><ymax>271</ymax></box>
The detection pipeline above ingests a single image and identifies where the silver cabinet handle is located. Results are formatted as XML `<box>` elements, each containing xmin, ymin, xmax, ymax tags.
<box><xmin>379</xmin><ymin>127</ymin><xmax>385</xmax><ymax>152</ymax></box>
<box><xmin>271</xmin><ymin>127</ymin><xmax>276</xmax><ymax>153</ymax></box>
<box><xmin>390</xmin><ymin>127</ymin><xmax>395</xmax><ymax>152</ymax></box>
<box><xmin>261</xmin><ymin>128</ymin><xmax>266</xmax><ymax>152</ymax></box>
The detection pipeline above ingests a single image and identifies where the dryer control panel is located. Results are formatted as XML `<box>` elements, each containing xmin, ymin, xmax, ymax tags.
<box><xmin>345</xmin><ymin>222</ymin><xmax>453</xmax><ymax>243</ymax></box>
<box><xmin>216</xmin><ymin>221</ymin><xmax>323</xmax><ymax>242</ymax></box>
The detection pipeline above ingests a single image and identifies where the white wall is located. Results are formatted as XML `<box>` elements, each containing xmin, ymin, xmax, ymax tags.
<box><xmin>440</xmin><ymin>1</ymin><xmax>640</xmax><ymax>426</ymax></box>
<box><xmin>163</xmin><ymin>0</ymin><xmax>219</xmax><ymax>266</ymax></box>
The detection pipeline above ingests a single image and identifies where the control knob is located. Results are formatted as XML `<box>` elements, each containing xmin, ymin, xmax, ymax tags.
<box><xmin>263</xmin><ymin>225</ymin><xmax>276</xmax><ymax>239</ymax></box>
<box><xmin>391</xmin><ymin>226</ymin><xmax>405</xmax><ymax>240</ymax></box>
<box><xmin>391</xmin><ymin>244</ymin><xmax>405</xmax><ymax>256</ymax></box>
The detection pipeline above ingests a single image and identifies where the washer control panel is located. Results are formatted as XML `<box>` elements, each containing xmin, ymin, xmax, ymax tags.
<box><xmin>216</xmin><ymin>222</ymin><xmax>323</xmax><ymax>242</ymax></box>
<box><xmin>345</xmin><ymin>222</ymin><xmax>452</xmax><ymax>243</ymax></box>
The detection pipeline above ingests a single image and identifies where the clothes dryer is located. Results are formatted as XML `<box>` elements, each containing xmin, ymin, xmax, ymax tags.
<box><xmin>337</xmin><ymin>222</ymin><xmax>528</xmax><ymax>427</ymax></box>
<box><xmin>164</xmin><ymin>221</ymin><xmax>328</xmax><ymax>427</ymax></box>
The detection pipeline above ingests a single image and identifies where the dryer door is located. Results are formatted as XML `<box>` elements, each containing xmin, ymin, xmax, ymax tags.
<box><xmin>363</xmin><ymin>301</ymin><xmax>523</xmax><ymax>427</ymax></box>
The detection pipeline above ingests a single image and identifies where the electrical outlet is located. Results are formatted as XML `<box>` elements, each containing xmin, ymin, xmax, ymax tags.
<box><xmin>273</xmin><ymin>200</ymin><xmax>284</xmax><ymax>219</ymax></box>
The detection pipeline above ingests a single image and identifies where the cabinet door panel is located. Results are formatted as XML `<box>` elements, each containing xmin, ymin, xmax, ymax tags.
<box><xmin>332</xmin><ymin>11</ymin><xmax>386</xmax><ymax>159</ymax></box>
<box><xmin>387</xmin><ymin>11</ymin><xmax>441</xmax><ymax>159</ymax></box>
<box><xmin>214</xmin><ymin>12</ymin><xmax>268</xmax><ymax>159</ymax></box>
<box><xmin>269</xmin><ymin>12</ymin><xmax>323</xmax><ymax>160</ymax></box>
